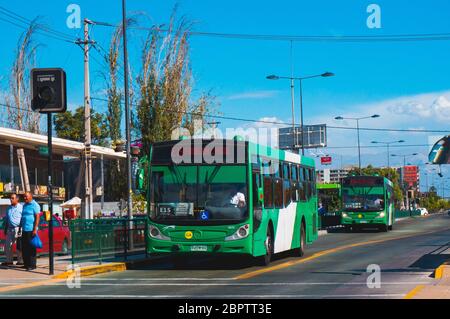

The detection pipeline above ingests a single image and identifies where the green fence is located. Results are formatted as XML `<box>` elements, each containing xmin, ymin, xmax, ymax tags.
<box><xmin>394</xmin><ymin>210</ymin><xmax>422</xmax><ymax>218</ymax></box>
<box><xmin>70</xmin><ymin>217</ymin><xmax>148</xmax><ymax>265</ymax></box>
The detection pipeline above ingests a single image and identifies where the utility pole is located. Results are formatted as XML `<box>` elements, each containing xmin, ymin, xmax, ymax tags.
<box><xmin>122</xmin><ymin>0</ymin><xmax>132</xmax><ymax>219</ymax></box>
<box><xmin>79</xmin><ymin>19</ymin><xmax>94</xmax><ymax>219</ymax></box>
<box><xmin>9</xmin><ymin>145</ymin><xmax>14</xmax><ymax>189</ymax></box>
<box><xmin>122</xmin><ymin>0</ymin><xmax>133</xmax><ymax>256</ymax></box>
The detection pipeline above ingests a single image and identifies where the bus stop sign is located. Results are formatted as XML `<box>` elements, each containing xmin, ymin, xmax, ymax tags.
<box><xmin>31</xmin><ymin>68</ymin><xmax>67</xmax><ymax>113</ymax></box>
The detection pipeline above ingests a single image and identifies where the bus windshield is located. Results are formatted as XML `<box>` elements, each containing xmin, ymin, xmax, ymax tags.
<box><xmin>343</xmin><ymin>193</ymin><xmax>385</xmax><ymax>212</ymax></box>
<box><xmin>149</xmin><ymin>165</ymin><xmax>248</xmax><ymax>222</ymax></box>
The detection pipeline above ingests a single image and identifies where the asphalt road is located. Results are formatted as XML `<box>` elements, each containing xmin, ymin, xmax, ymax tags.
<box><xmin>2</xmin><ymin>214</ymin><xmax>450</xmax><ymax>299</ymax></box>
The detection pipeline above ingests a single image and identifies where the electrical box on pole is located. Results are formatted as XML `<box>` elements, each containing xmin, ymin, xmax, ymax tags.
<box><xmin>30</xmin><ymin>67</ymin><xmax>67</xmax><ymax>276</ymax></box>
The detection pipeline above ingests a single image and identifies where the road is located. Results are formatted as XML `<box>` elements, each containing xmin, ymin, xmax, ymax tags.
<box><xmin>1</xmin><ymin>214</ymin><xmax>449</xmax><ymax>299</ymax></box>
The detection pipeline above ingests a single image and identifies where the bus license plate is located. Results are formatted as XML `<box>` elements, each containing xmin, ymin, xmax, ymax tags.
<box><xmin>190</xmin><ymin>245</ymin><xmax>207</xmax><ymax>252</ymax></box>
<box><xmin>360</xmin><ymin>220</ymin><xmax>368</xmax><ymax>223</ymax></box>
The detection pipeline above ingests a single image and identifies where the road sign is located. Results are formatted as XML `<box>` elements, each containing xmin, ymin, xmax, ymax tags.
<box><xmin>321</xmin><ymin>156</ymin><xmax>332</xmax><ymax>165</ymax></box>
<box><xmin>31</xmin><ymin>68</ymin><xmax>67</xmax><ymax>113</ymax></box>
<box><xmin>278</xmin><ymin>124</ymin><xmax>327</xmax><ymax>150</ymax></box>
<box><xmin>38</xmin><ymin>146</ymin><xmax>49</xmax><ymax>156</ymax></box>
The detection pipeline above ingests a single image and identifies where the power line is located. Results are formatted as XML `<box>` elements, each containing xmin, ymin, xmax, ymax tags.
<box><xmin>90</xmin><ymin>96</ymin><xmax>450</xmax><ymax>134</ymax></box>
<box><xmin>0</xmin><ymin>16</ymin><xmax>75</xmax><ymax>43</ymax></box>
<box><xmin>0</xmin><ymin>6</ymin><xmax>76</xmax><ymax>41</ymax></box>
<box><xmin>90</xmin><ymin>19</ymin><xmax>450</xmax><ymax>43</ymax></box>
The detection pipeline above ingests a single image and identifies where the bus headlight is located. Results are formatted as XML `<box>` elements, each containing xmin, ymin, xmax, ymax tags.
<box><xmin>149</xmin><ymin>225</ymin><xmax>170</xmax><ymax>240</ymax></box>
<box><xmin>342</xmin><ymin>213</ymin><xmax>349</xmax><ymax>218</ymax></box>
<box><xmin>225</xmin><ymin>224</ymin><xmax>250</xmax><ymax>241</ymax></box>
<box><xmin>378</xmin><ymin>212</ymin><xmax>386</xmax><ymax>218</ymax></box>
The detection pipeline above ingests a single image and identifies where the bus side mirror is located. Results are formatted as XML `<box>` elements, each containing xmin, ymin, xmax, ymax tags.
<box><xmin>258</xmin><ymin>188</ymin><xmax>264</xmax><ymax>205</ymax></box>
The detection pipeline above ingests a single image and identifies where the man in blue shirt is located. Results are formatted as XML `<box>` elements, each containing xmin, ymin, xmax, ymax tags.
<box><xmin>20</xmin><ymin>191</ymin><xmax>41</xmax><ymax>271</ymax></box>
<box><xmin>1</xmin><ymin>194</ymin><xmax>23</xmax><ymax>266</ymax></box>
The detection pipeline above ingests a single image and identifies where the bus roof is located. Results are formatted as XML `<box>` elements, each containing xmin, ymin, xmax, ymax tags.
<box><xmin>151</xmin><ymin>139</ymin><xmax>315</xmax><ymax>167</ymax></box>
<box><xmin>317</xmin><ymin>183</ymin><xmax>341</xmax><ymax>190</ymax></box>
<box><xmin>247</xmin><ymin>140</ymin><xmax>315</xmax><ymax>167</ymax></box>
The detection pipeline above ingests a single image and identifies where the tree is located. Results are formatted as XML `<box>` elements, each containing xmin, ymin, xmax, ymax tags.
<box><xmin>5</xmin><ymin>19</ymin><xmax>41</xmax><ymax>133</ymax></box>
<box><xmin>136</xmin><ymin>7</ymin><xmax>217</xmax><ymax>156</ymax></box>
<box><xmin>53</xmin><ymin>106</ymin><xmax>109</xmax><ymax>146</ymax></box>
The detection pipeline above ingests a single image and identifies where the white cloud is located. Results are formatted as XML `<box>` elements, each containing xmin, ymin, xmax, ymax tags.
<box><xmin>387</xmin><ymin>95</ymin><xmax>450</xmax><ymax>121</ymax></box>
<box><xmin>226</xmin><ymin>90</ymin><xmax>279</xmax><ymax>100</ymax></box>
<box><xmin>305</xmin><ymin>90</ymin><xmax>450</xmax><ymax>167</ymax></box>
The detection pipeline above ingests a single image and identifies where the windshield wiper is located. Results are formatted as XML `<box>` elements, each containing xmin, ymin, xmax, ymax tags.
<box><xmin>168</xmin><ymin>164</ymin><xmax>187</xmax><ymax>201</ymax></box>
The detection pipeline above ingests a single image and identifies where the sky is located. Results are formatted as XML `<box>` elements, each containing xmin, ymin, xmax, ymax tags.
<box><xmin>1</xmin><ymin>0</ymin><xmax>450</xmax><ymax>192</ymax></box>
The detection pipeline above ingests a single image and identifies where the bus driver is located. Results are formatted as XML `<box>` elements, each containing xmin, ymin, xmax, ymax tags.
<box><xmin>229</xmin><ymin>186</ymin><xmax>246</xmax><ymax>208</ymax></box>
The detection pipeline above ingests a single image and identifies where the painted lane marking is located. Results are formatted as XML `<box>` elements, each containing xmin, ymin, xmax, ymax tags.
<box><xmin>235</xmin><ymin>227</ymin><xmax>450</xmax><ymax>280</ymax></box>
<box><xmin>0</xmin><ymin>278</ymin><xmax>66</xmax><ymax>293</ymax></box>
<box><xmin>404</xmin><ymin>285</ymin><xmax>425</xmax><ymax>299</ymax></box>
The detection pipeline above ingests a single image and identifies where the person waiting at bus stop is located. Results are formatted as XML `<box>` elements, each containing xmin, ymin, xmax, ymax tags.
<box><xmin>20</xmin><ymin>192</ymin><xmax>41</xmax><ymax>271</ymax></box>
<box><xmin>1</xmin><ymin>194</ymin><xmax>24</xmax><ymax>267</ymax></box>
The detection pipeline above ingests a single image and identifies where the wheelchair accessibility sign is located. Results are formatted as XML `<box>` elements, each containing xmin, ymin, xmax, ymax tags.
<box><xmin>200</xmin><ymin>211</ymin><xmax>210</xmax><ymax>220</ymax></box>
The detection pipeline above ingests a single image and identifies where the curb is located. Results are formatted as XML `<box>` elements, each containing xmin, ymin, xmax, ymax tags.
<box><xmin>53</xmin><ymin>262</ymin><xmax>127</xmax><ymax>279</ymax></box>
<box><xmin>404</xmin><ymin>260</ymin><xmax>450</xmax><ymax>298</ymax></box>
<box><xmin>434</xmin><ymin>261</ymin><xmax>450</xmax><ymax>279</ymax></box>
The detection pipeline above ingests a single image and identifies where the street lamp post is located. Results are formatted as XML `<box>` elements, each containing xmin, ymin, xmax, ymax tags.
<box><xmin>371</xmin><ymin>140</ymin><xmax>405</xmax><ymax>169</ymax></box>
<box><xmin>267</xmin><ymin>72</ymin><xmax>334</xmax><ymax>155</ymax></box>
<box><xmin>335</xmin><ymin>114</ymin><xmax>380</xmax><ymax>171</ymax></box>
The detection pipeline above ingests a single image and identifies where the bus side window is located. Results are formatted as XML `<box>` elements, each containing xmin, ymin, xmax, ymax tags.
<box><xmin>304</xmin><ymin>168</ymin><xmax>310</xmax><ymax>200</ymax></box>
<box><xmin>274</xmin><ymin>178</ymin><xmax>283</xmax><ymax>208</ymax></box>
<box><xmin>299</xmin><ymin>167</ymin><xmax>306</xmax><ymax>201</ymax></box>
<box><xmin>283</xmin><ymin>163</ymin><xmax>291</xmax><ymax>207</ymax></box>
<box><xmin>263</xmin><ymin>176</ymin><xmax>274</xmax><ymax>208</ymax></box>
<box><xmin>291</xmin><ymin>165</ymin><xmax>298</xmax><ymax>202</ymax></box>
<box><xmin>253</xmin><ymin>172</ymin><xmax>262</xmax><ymax>209</ymax></box>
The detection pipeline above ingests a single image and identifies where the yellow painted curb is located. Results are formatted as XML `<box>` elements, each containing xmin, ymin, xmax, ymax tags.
<box><xmin>434</xmin><ymin>262</ymin><xmax>450</xmax><ymax>279</ymax></box>
<box><xmin>404</xmin><ymin>285</ymin><xmax>425</xmax><ymax>299</ymax></box>
<box><xmin>53</xmin><ymin>262</ymin><xmax>127</xmax><ymax>279</ymax></box>
<box><xmin>0</xmin><ymin>263</ymin><xmax>127</xmax><ymax>293</ymax></box>
<box><xmin>435</xmin><ymin>265</ymin><xmax>444</xmax><ymax>279</ymax></box>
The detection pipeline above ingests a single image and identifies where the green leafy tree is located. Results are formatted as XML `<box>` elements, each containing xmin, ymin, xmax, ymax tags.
<box><xmin>53</xmin><ymin>106</ymin><xmax>109</xmax><ymax>146</ymax></box>
<box><xmin>137</xmin><ymin>8</ymin><xmax>217</xmax><ymax>156</ymax></box>
<box><xmin>419</xmin><ymin>188</ymin><xmax>450</xmax><ymax>213</ymax></box>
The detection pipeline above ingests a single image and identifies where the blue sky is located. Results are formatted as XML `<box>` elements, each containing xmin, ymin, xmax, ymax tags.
<box><xmin>1</xmin><ymin>0</ymin><xmax>450</xmax><ymax>191</ymax></box>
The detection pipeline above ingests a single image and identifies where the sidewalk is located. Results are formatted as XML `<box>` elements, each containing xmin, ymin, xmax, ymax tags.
<box><xmin>406</xmin><ymin>262</ymin><xmax>450</xmax><ymax>298</ymax></box>
<box><xmin>0</xmin><ymin>255</ymin><xmax>99</xmax><ymax>291</ymax></box>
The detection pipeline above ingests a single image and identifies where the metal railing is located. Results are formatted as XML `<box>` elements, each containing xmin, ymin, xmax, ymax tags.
<box><xmin>394</xmin><ymin>209</ymin><xmax>422</xmax><ymax>218</ymax></box>
<box><xmin>70</xmin><ymin>217</ymin><xmax>148</xmax><ymax>265</ymax></box>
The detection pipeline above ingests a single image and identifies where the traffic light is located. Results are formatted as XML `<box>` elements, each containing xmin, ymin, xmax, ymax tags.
<box><xmin>31</xmin><ymin>68</ymin><xmax>67</xmax><ymax>113</ymax></box>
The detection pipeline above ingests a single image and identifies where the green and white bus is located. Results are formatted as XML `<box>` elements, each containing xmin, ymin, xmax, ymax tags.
<box><xmin>341</xmin><ymin>175</ymin><xmax>395</xmax><ymax>232</ymax></box>
<box><xmin>144</xmin><ymin>138</ymin><xmax>319</xmax><ymax>265</ymax></box>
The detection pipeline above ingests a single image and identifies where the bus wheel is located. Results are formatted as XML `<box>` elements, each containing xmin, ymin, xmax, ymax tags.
<box><xmin>295</xmin><ymin>223</ymin><xmax>306</xmax><ymax>257</ymax></box>
<box><xmin>388</xmin><ymin>225</ymin><xmax>393</xmax><ymax>231</ymax></box>
<box><xmin>258</xmin><ymin>227</ymin><xmax>273</xmax><ymax>266</ymax></box>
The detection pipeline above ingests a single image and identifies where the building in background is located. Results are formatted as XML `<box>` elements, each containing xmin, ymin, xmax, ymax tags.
<box><xmin>317</xmin><ymin>167</ymin><xmax>352</xmax><ymax>184</ymax></box>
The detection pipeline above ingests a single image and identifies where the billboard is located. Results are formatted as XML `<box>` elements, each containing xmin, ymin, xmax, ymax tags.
<box><xmin>278</xmin><ymin>124</ymin><xmax>327</xmax><ymax>150</ymax></box>
<box><xmin>321</xmin><ymin>156</ymin><xmax>332</xmax><ymax>165</ymax></box>
<box><xmin>402</xmin><ymin>165</ymin><xmax>419</xmax><ymax>188</ymax></box>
